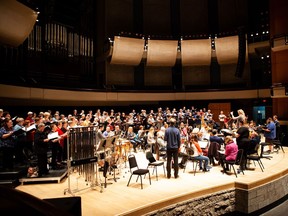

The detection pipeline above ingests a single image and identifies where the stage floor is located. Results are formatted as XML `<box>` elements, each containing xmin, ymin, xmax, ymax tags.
<box><xmin>16</xmin><ymin>147</ymin><xmax>288</xmax><ymax>216</ymax></box>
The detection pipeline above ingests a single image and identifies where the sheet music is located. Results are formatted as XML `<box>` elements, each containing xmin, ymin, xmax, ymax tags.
<box><xmin>23</xmin><ymin>124</ymin><xmax>36</xmax><ymax>132</ymax></box>
<box><xmin>48</xmin><ymin>132</ymin><xmax>59</xmax><ymax>140</ymax></box>
<box><xmin>199</xmin><ymin>141</ymin><xmax>208</xmax><ymax>149</ymax></box>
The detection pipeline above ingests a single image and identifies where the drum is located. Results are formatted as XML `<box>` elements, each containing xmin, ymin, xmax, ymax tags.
<box><xmin>109</xmin><ymin>152</ymin><xmax>119</xmax><ymax>166</ymax></box>
<box><xmin>123</xmin><ymin>140</ymin><xmax>132</xmax><ymax>152</ymax></box>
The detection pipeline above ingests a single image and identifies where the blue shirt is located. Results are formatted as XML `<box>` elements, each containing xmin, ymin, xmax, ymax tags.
<box><xmin>264</xmin><ymin>122</ymin><xmax>276</xmax><ymax>140</ymax></box>
<box><xmin>0</xmin><ymin>127</ymin><xmax>16</xmax><ymax>148</ymax></box>
<box><xmin>164</xmin><ymin>126</ymin><xmax>180</xmax><ymax>149</ymax></box>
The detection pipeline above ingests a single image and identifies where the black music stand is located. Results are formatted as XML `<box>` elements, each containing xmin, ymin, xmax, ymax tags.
<box><xmin>101</xmin><ymin>160</ymin><xmax>113</xmax><ymax>188</ymax></box>
<box><xmin>106</xmin><ymin>137</ymin><xmax>120</xmax><ymax>182</ymax></box>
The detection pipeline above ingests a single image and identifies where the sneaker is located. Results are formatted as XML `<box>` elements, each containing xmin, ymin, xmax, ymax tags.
<box><xmin>206</xmin><ymin>165</ymin><xmax>212</xmax><ymax>170</ymax></box>
<box><xmin>203</xmin><ymin>165</ymin><xmax>212</xmax><ymax>172</ymax></box>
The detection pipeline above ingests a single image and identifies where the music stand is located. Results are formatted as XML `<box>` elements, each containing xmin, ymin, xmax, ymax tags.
<box><xmin>106</xmin><ymin>137</ymin><xmax>120</xmax><ymax>182</ymax></box>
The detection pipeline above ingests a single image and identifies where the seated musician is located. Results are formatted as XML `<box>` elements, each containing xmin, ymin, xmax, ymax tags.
<box><xmin>219</xmin><ymin>136</ymin><xmax>238</xmax><ymax>173</ymax></box>
<box><xmin>208</xmin><ymin>129</ymin><xmax>224</xmax><ymax>165</ymax></box>
<box><xmin>156</xmin><ymin>126</ymin><xmax>166</xmax><ymax>149</ymax></box>
<box><xmin>106</xmin><ymin>117</ymin><xmax>115</xmax><ymax>131</ymax></box>
<box><xmin>179</xmin><ymin>134</ymin><xmax>211</xmax><ymax>171</ymax></box>
<box><xmin>126</xmin><ymin>126</ymin><xmax>141</xmax><ymax>153</ymax></box>
<box><xmin>155</xmin><ymin>113</ymin><xmax>164</xmax><ymax>130</ymax></box>
<box><xmin>147</xmin><ymin>114</ymin><xmax>155</xmax><ymax>129</ymax></box>
<box><xmin>103</xmin><ymin>126</ymin><xmax>114</xmax><ymax>138</ymax></box>
<box><xmin>191</xmin><ymin>134</ymin><xmax>212</xmax><ymax>171</ymax></box>
<box><xmin>114</xmin><ymin>125</ymin><xmax>122</xmax><ymax>136</ymax></box>
<box><xmin>137</xmin><ymin>125</ymin><xmax>146</xmax><ymax>148</ymax></box>
<box><xmin>147</xmin><ymin>127</ymin><xmax>156</xmax><ymax>152</ymax></box>
<box><xmin>179</xmin><ymin>122</ymin><xmax>188</xmax><ymax>144</ymax></box>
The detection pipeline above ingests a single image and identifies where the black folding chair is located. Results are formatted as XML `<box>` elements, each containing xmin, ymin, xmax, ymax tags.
<box><xmin>146</xmin><ymin>151</ymin><xmax>166</xmax><ymax>180</ymax></box>
<box><xmin>224</xmin><ymin>149</ymin><xmax>245</xmax><ymax>178</ymax></box>
<box><xmin>247</xmin><ymin>143</ymin><xmax>265</xmax><ymax>172</ymax></box>
<box><xmin>127</xmin><ymin>154</ymin><xmax>151</xmax><ymax>189</ymax></box>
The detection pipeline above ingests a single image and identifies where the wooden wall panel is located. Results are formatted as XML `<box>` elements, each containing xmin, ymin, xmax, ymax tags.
<box><xmin>208</xmin><ymin>102</ymin><xmax>231</xmax><ymax>122</ymax></box>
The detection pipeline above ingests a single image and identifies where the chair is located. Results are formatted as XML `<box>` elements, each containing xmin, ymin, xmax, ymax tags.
<box><xmin>224</xmin><ymin>149</ymin><xmax>245</xmax><ymax>178</ymax></box>
<box><xmin>182</xmin><ymin>147</ymin><xmax>203</xmax><ymax>176</ymax></box>
<box><xmin>272</xmin><ymin>133</ymin><xmax>286</xmax><ymax>153</ymax></box>
<box><xmin>145</xmin><ymin>151</ymin><xmax>166</xmax><ymax>180</ymax></box>
<box><xmin>246</xmin><ymin>143</ymin><xmax>265</xmax><ymax>172</ymax></box>
<box><xmin>259</xmin><ymin>142</ymin><xmax>273</xmax><ymax>160</ymax></box>
<box><xmin>207</xmin><ymin>141</ymin><xmax>220</xmax><ymax>166</ymax></box>
<box><xmin>127</xmin><ymin>154</ymin><xmax>151</xmax><ymax>189</ymax></box>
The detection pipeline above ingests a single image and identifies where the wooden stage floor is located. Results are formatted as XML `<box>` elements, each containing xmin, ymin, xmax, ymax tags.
<box><xmin>16</xmin><ymin>146</ymin><xmax>288</xmax><ymax>216</ymax></box>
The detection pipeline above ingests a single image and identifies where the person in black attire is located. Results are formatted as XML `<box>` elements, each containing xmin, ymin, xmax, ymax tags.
<box><xmin>273</xmin><ymin>115</ymin><xmax>281</xmax><ymax>140</ymax></box>
<box><xmin>164</xmin><ymin>118</ymin><xmax>181</xmax><ymax>179</ymax></box>
<box><xmin>34</xmin><ymin>123</ymin><xmax>50</xmax><ymax>176</ymax></box>
<box><xmin>235</xmin><ymin>120</ymin><xmax>250</xmax><ymax>171</ymax></box>
<box><xmin>208</xmin><ymin>129</ymin><xmax>224</xmax><ymax>165</ymax></box>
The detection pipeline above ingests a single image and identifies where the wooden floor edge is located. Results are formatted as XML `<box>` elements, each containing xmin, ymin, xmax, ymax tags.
<box><xmin>120</xmin><ymin>167</ymin><xmax>288</xmax><ymax>215</ymax></box>
<box><xmin>235</xmin><ymin>167</ymin><xmax>288</xmax><ymax>190</ymax></box>
<box><xmin>118</xmin><ymin>183</ymin><xmax>235</xmax><ymax>216</ymax></box>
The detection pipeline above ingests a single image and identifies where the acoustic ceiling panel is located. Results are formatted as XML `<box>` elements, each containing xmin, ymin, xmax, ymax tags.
<box><xmin>110</xmin><ymin>36</ymin><xmax>145</xmax><ymax>65</ymax></box>
<box><xmin>181</xmin><ymin>39</ymin><xmax>211</xmax><ymax>66</ymax></box>
<box><xmin>146</xmin><ymin>40</ymin><xmax>178</xmax><ymax>66</ymax></box>
<box><xmin>0</xmin><ymin>0</ymin><xmax>38</xmax><ymax>47</ymax></box>
<box><xmin>215</xmin><ymin>35</ymin><xmax>239</xmax><ymax>64</ymax></box>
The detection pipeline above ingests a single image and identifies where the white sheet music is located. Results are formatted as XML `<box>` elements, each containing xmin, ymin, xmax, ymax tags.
<box><xmin>22</xmin><ymin>124</ymin><xmax>36</xmax><ymax>132</ymax></box>
<box><xmin>199</xmin><ymin>141</ymin><xmax>208</xmax><ymax>149</ymax></box>
<box><xmin>48</xmin><ymin>132</ymin><xmax>59</xmax><ymax>140</ymax></box>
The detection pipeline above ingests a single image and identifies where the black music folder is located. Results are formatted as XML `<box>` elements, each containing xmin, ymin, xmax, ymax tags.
<box><xmin>13</xmin><ymin>129</ymin><xmax>25</xmax><ymax>136</ymax></box>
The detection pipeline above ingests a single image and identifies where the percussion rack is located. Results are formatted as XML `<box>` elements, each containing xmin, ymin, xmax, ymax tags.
<box><xmin>64</xmin><ymin>126</ymin><xmax>103</xmax><ymax>196</ymax></box>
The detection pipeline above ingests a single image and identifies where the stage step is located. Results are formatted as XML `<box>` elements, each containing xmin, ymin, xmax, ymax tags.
<box><xmin>0</xmin><ymin>167</ymin><xmax>27</xmax><ymax>188</ymax></box>
<box><xmin>0</xmin><ymin>179</ymin><xmax>21</xmax><ymax>188</ymax></box>
<box><xmin>19</xmin><ymin>167</ymin><xmax>68</xmax><ymax>185</ymax></box>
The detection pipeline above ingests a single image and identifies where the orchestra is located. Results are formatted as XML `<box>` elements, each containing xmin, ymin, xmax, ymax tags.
<box><xmin>0</xmin><ymin>106</ymin><xmax>283</xmax><ymax>189</ymax></box>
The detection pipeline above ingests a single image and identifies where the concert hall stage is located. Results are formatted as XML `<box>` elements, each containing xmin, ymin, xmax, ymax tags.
<box><xmin>15</xmin><ymin>147</ymin><xmax>288</xmax><ymax>216</ymax></box>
